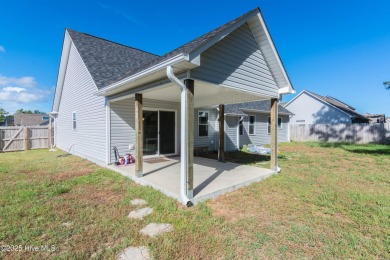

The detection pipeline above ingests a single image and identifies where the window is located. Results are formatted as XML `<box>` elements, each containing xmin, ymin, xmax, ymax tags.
<box><xmin>72</xmin><ymin>112</ymin><xmax>77</xmax><ymax>130</ymax></box>
<box><xmin>267</xmin><ymin>117</ymin><xmax>282</xmax><ymax>134</ymax></box>
<box><xmin>198</xmin><ymin>111</ymin><xmax>209</xmax><ymax>137</ymax></box>
<box><xmin>249</xmin><ymin>116</ymin><xmax>255</xmax><ymax>135</ymax></box>
<box><xmin>239</xmin><ymin>118</ymin><xmax>243</xmax><ymax>135</ymax></box>
<box><xmin>42</xmin><ymin>116</ymin><xmax>49</xmax><ymax>120</ymax></box>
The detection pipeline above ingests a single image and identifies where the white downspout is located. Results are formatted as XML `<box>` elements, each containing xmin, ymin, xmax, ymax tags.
<box><xmin>166</xmin><ymin>66</ymin><xmax>191</xmax><ymax>207</ymax></box>
<box><xmin>49</xmin><ymin>111</ymin><xmax>58</xmax><ymax>150</ymax></box>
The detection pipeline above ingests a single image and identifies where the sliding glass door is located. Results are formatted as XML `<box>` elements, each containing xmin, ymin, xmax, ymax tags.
<box><xmin>143</xmin><ymin>110</ymin><xmax>176</xmax><ymax>156</ymax></box>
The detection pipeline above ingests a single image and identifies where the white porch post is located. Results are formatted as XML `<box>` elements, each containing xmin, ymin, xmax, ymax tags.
<box><xmin>270</xmin><ymin>98</ymin><xmax>278</xmax><ymax>171</ymax></box>
<box><xmin>184</xmin><ymin>79</ymin><xmax>194</xmax><ymax>199</ymax></box>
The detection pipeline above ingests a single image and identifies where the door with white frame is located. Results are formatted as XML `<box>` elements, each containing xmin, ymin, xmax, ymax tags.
<box><xmin>143</xmin><ymin>108</ymin><xmax>176</xmax><ymax>156</ymax></box>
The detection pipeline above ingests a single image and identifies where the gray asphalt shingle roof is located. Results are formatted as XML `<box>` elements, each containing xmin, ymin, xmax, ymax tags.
<box><xmin>66</xmin><ymin>29</ymin><xmax>159</xmax><ymax>89</ymax></box>
<box><xmin>306</xmin><ymin>91</ymin><xmax>368</xmax><ymax>121</ymax></box>
<box><xmin>225</xmin><ymin>100</ymin><xmax>293</xmax><ymax>115</ymax></box>
<box><xmin>66</xmin><ymin>8</ymin><xmax>259</xmax><ymax>90</ymax></box>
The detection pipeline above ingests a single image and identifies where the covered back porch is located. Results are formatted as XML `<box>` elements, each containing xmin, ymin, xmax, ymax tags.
<box><xmin>106</xmin><ymin>70</ymin><xmax>281</xmax><ymax>205</ymax></box>
<box><xmin>100</xmin><ymin>9</ymin><xmax>294</xmax><ymax>205</ymax></box>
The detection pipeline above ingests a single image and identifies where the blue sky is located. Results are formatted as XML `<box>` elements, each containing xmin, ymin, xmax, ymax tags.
<box><xmin>0</xmin><ymin>0</ymin><xmax>389</xmax><ymax>115</ymax></box>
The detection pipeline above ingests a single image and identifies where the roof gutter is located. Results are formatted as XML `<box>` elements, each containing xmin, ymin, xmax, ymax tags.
<box><xmin>96</xmin><ymin>54</ymin><xmax>189</xmax><ymax>96</ymax></box>
<box><xmin>279</xmin><ymin>86</ymin><xmax>295</xmax><ymax>95</ymax></box>
<box><xmin>166</xmin><ymin>65</ymin><xmax>192</xmax><ymax>207</ymax></box>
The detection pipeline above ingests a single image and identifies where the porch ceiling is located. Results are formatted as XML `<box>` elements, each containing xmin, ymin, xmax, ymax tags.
<box><xmin>142</xmin><ymin>80</ymin><xmax>268</xmax><ymax>108</ymax></box>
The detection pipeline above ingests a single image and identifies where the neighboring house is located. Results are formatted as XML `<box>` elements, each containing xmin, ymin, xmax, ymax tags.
<box><xmin>52</xmin><ymin>8</ymin><xmax>294</xmax><ymax>200</ymax></box>
<box><xmin>14</xmin><ymin>114</ymin><xmax>50</xmax><ymax>126</ymax></box>
<box><xmin>285</xmin><ymin>90</ymin><xmax>369</xmax><ymax>124</ymax></box>
<box><xmin>364</xmin><ymin>113</ymin><xmax>386</xmax><ymax>123</ymax></box>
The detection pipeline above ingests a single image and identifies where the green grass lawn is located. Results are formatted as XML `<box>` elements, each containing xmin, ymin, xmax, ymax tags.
<box><xmin>0</xmin><ymin>142</ymin><xmax>389</xmax><ymax>259</ymax></box>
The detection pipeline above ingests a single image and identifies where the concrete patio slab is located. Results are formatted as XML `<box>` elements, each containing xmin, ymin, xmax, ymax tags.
<box><xmin>106</xmin><ymin>157</ymin><xmax>276</xmax><ymax>205</ymax></box>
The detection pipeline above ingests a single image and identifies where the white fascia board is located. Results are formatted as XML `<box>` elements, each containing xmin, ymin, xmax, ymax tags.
<box><xmin>279</xmin><ymin>86</ymin><xmax>295</xmax><ymax>94</ymax></box>
<box><xmin>96</xmin><ymin>54</ymin><xmax>191</xmax><ymax>96</ymax></box>
<box><xmin>52</xmin><ymin>30</ymin><xmax>72</xmax><ymax>112</ymax></box>
<box><xmin>256</xmin><ymin>12</ymin><xmax>294</xmax><ymax>93</ymax></box>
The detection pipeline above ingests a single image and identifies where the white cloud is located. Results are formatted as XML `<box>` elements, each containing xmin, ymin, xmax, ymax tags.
<box><xmin>0</xmin><ymin>74</ymin><xmax>53</xmax><ymax>114</ymax></box>
<box><xmin>0</xmin><ymin>45</ymin><xmax>4</xmax><ymax>52</ymax></box>
<box><xmin>0</xmin><ymin>86</ymin><xmax>43</xmax><ymax>103</ymax></box>
<box><xmin>0</xmin><ymin>75</ymin><xmax>36</xmax><ymax>87</ymax></box>
<box><xmin>3</xmin><ymin>86</ymin><xmax>26</xmax><ymax>93</ymax></box>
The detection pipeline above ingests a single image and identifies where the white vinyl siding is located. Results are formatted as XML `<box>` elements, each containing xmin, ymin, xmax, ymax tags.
<box><xmin>56</xmin><ymin>42</ymin><xmax>107</xmax><ymax>163</ymax></box>
<box><xmin>225</xmin><ymin>116</ymin><xmax>239</xmax><ymax>151</ymax></box>
<box><xmin>191</xmin><ymin>23</ymin><xmax>279</xmax><ymax>98</ymax></box>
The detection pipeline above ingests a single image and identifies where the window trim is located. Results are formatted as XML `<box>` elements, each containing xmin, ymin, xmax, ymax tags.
<box><xmin>267</xmin><ymin>116</ymin><xmax>282</xmax><ymax>134</ymax></box>
<box><xmin>248</xmin><ymin>115</ymin><xmax>256</xmax><ymax>136</ymax></box>
<box><xmin>198</xmin><ymin>110</ymin><xmax>209</xmax><ymax>138</ymax></box>
<box><xmin>72</xmin><ymin>111</ymin><xmax>77</xmax><ymax>130</ymax></box>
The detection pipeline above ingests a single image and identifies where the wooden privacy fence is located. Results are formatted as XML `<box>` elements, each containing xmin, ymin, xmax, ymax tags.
<box><xmin>290</xmin><ymin>123</ymin><xmax>390</xmax><ymax>144</ymax></box>
<box><xmin>0</xmin><ymin>126</ymin><xmax>53</xmax><ymax>152</ymax></box>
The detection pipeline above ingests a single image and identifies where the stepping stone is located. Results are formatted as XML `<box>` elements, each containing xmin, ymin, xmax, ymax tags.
<box><xmin>128</xmin><ymin>208</ymin><xmax>153</xmax><ymax>219</ymax></box>
<box><xmin>131</xmin><ymin>199</ymin><xmax>147</xmax><ymax>206</ymax></box>
<box><xmin>117</xmin><ymin>246</ymin><xmax>150</xmax><ymax>260</ymax></box>
<box><xmin>140</xmin><ymin>223</ymin><xmax>173</xmax><ymax>237</ymax></box>
<box><xmin>61</xmin><ymin>222</ymin><xmax>73</xmax><ymax>227</ymax></box>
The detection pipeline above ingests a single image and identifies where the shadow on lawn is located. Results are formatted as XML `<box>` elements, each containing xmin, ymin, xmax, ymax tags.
<box><xmin>200</xmin><ymin>151</ymin><xmax>286</xmax><ymax>165</ymax></box>
<box><xmin>307</xmin><ymin>142</ymin><xmax>390</xmax><ymax>156</ymax></box>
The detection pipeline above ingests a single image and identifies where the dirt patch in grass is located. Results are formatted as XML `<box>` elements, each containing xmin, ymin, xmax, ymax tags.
<box><xmin>60</xmin><ymin>184</ymin><xmax>124</xmax><ymax>205</ymax></box>
<box><xmin>50</xmin><ymin>168</ymin><xmax>95</xmax><ymax>182</ymax></box>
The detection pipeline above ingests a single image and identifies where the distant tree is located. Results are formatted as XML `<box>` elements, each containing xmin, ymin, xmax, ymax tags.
<box><xmin>384</xmin><ymin>81</ymin><xmax>390</xmax><ymax>90</ymax></box>
<box><xmin>0</xmin><ymin>108</ymin><xmax>8</xmax><ymax>122</ymax></box>
<box><xmin>33</xmin><ymin>110</ymin><xmax>45</xmax><ymax>114</ymax></box>
<box><xmin>14</xmin><ymin>109</ymin><xmax>45</xmax><ymax>115</ymax></box>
